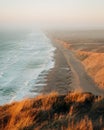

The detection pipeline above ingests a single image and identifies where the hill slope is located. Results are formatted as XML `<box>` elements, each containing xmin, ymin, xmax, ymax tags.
<box><xmin>0</xmin><ymin>92</ymin><xmax>104</xmax><ymax>130</ymax></box>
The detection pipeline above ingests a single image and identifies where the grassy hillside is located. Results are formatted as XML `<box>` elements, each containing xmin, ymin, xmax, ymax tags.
<box><xmin>0</xmin><ymin>91</ymin><xmax>104</xmax><ymax>130</ymax></box>
<box><xmin>76</xmin><ymin>51</ymin><xmax>104</xmax><ymax>89</ymax></box>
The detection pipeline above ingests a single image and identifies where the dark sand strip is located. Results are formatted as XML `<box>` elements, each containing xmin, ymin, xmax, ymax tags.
<box><xmin>41</xmin><ymin>40</ymin><xmax>73</xmax><ymax>94</ymax></box>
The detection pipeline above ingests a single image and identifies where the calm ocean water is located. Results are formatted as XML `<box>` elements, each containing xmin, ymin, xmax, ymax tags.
<box><xmin>0</xmin><ymin>30</ymin><xmax>55</xmax><ymax>105</ymax></box>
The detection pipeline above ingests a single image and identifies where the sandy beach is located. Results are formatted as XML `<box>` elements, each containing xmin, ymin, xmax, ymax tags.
<box><xmin>42</xmin><ymin>31</ymin><xmax>104</xmax><ymax>96</ymax></box>
<box><xmin>41</xmin><ymin>38</ymin><xmax>72</xmax><ymax>94</ymax></box>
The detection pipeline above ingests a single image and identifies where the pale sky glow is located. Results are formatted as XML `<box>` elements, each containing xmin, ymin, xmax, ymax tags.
<box><xmin>0</xmin><ymin>0</ymin><xmax>104</xmax><ymax>29</ymax></box>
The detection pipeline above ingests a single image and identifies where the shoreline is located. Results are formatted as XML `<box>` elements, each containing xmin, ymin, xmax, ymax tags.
<box><xmin>41</xmin><ymin>37</ymin><xmax>73</xmax><ymax>94</ymax></box>
<box><xmin>42</xmin><ymin>34</ymin><xmax>104</xmax><ymax>96</ymax></box>
<box><xmin>1</xmin><ymin>30</ymin><xmax>104</xmax><ymax>105</ymax></box>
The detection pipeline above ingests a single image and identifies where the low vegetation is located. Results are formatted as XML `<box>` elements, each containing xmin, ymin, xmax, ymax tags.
<box><xmin>76</xmin><ymin>50</ymin><xmax>104</xmax><ymax>89</ymax></box>
<box><xmin>0</xmin><ymin>91</ymin><xmax>104</xmax><ymax>130</ymax></box>
<box><xmin>55</xmin><ymin>38</ymin><xmax>104</xmax><ymax>89</ymax></box>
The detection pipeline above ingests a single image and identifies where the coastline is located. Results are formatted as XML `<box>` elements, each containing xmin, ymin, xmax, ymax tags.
<box><xmin>42</xmin><ymin>33</ymin><xmax>104</xmax><ymax>96</ymax></box>
<box><xmin>41</xmin><ymin>37</ymin><xmax>73</xmax><ymax>94</ymax></box>
<box><xmin>49</xmin><ymin>30</ymin><xmax>104</xmax><ymax>91</ymax></box>
<box><xmin>0</xmin><ymin>31</ymin><xmax>104</xmax><ymax>130</ymax></box>
<box><xmin>0</xmin><ymin>31</ymin><xmax>104</xmax><ymax>102</ymax></box>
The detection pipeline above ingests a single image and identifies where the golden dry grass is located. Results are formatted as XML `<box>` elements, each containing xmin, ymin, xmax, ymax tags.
<box><xmin>0</xmin><ymin>91</ymin><xmax>104</xmax><ymax>130</ymax></box>
<box><xmin>76</xmin><ymin>50</ymin><xmax>104</xmax><ymax>89</ymax></box>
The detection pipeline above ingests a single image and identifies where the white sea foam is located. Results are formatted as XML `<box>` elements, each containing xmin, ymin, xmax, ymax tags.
<box><xmin>0</xmin><ymin>31</ymin><xmax>55</xmax><ymax>105</ymax></box>
<box><xmin>0</xmin><ymin>72</ymin><xmax>3</xmax><ymax>78</ymax></box>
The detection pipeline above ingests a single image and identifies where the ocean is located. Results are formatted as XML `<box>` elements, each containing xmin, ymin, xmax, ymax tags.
<box><xmin>0</xmin><ymin>30</ymin><xmax>55</xmax><ymax>105</ymax></box>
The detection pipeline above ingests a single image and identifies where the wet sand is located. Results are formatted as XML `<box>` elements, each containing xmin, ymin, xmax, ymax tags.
<box><xmin>41</xmin><ymin>39</ymin><xmax>73</xmax><ymax>94</ymax></box>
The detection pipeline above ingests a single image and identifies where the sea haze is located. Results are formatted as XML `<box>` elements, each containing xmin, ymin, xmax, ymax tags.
<box><xmin>0</xmin><ymin>30</ymin><xmax>55</xmax><ymax>105</ymax></box>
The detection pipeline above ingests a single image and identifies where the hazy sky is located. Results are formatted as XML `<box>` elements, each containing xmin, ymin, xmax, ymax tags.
<box><xmin>0</xmin><ymin>0</ymin><xmax>104</xmax><ymax>29</ymax></box>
